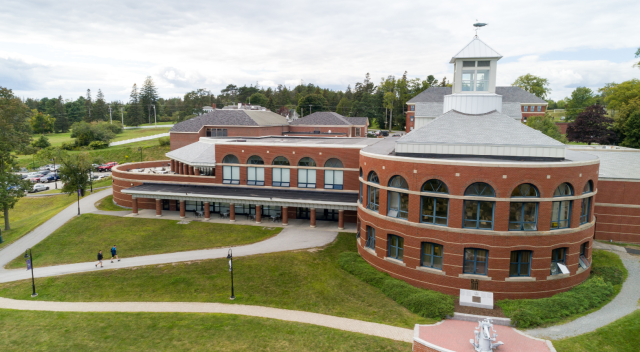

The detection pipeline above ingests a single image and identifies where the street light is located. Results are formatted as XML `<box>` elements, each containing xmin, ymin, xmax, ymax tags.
<box><xmin>138</xmin><ymin>147</ymin><xmax>143</xmax><ymax>162</ymax></box>
<box><xmin>77</xmin><ymin>184</ymin><xmax>81</xmax><ymax>215</ymax></box>
<box><xmin>227</xmin><ymin>249</ymin><xmax>235</xmax><ymax>300</ymax></box>
<box><xmin>51</xmin><ymin>157</ymin><xmax>57</xmax><ymax>190</ymax></box>
<box><xmin>24</xmin><ymin>249</ymin><xmax>37</xmax><ymax>297</ymax></box>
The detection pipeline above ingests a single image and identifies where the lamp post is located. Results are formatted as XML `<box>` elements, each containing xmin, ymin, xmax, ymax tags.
<box><xmin>138</xmin><ymin>147</ymin><xmax>143</xmax><ymax>162</ymax></box>
<box><xmin>227</xmin><ymin>249</ymin><xmax>235</xmax><ymax>300</ymax></box>
<box><xmin>77</xmin><ymin>184</ymin><xmax>81</xmax><ymax>215</ymax></box>
<box><xmin>24</xmin><ymin>249</ymin><xmax>37</xmax><ymax>297</ymax></box>
<box><xmin>51</xmin><ymin>157</ymin><xmax>57</xmax><ymax>190</ymax></box>
<box><xmin>0</xmin><ymin>228</ymin><xmax>3</xmax><ymax>244</ymax></box>
<box><xmin>152</xmin><ymin>105</ymin><xmax>157</xmax><ymax>128</ymax></box>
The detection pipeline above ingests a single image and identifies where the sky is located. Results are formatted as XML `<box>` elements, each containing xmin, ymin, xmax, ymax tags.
<box><xmin>1</xmin><ymin>0</ymin><xmax>639</xmax><ymax>102</ymax></box>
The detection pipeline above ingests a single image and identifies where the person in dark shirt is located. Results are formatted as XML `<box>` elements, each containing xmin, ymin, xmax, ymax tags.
<box><xmin>111</xmin><ymin>245</ymin><xmax>120</xmax><ymax>263</ymax></box>
<box><xmin>95</xmin><ymin>250</ymin><xmax>103</xmax><ymax>268</ymax></box>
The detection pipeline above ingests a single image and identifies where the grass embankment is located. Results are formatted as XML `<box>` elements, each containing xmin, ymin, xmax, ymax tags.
<box><xmin>0</xmin><ymin>310</ymin><xmax>411</xmax><ymax>352</ymax></box>
<box><xmin>0</xmin><ymin>195</ymin><xmax>79</xmax><ymax>250</ymax></box>
<box><xmin>554</xmin><ymin>309</ymin><xmax>640</xmax><ymax>352</ymax></box>
<box><xmin>6</xmin><ymin>214</ymin><xmax>280</xmax><ymax>268</ymax></box>
<box><xmin>95</xmin><ymin>195</ymin><xmax>128</xmax><ymax>211</ymax></box>
<box><xmin>33</xmin><ymin>128</ymin><xmax>171</xmax><ymax>148</ymax></box>
<box><xmin>339</xmin><ymin>252</ymin><xmax>454</xmax><ymax>320</ymax></box>
<box><xmin>0</xmin><ymin>233</ymin><xmax>433</xmax><ymax>328</ymax></box>
<box><xmin>498</xmin><ymin>250</ymin><xmax>627</xmax><ymax>328</ymax></box>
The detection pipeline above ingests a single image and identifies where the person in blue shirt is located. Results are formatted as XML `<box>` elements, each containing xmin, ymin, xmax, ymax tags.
<box><xmin>111</xmin><ymin>245</ymin><xmax>120</xmax><ymax>263</ymax></box>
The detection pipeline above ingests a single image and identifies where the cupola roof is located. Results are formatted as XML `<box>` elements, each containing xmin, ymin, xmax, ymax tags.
<box><xmin>450</xmin><ymin>37</ymin><xmax>503</xmax><ymax>63</ymax></box>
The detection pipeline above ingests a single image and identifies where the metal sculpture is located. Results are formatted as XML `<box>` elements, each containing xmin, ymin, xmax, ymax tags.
<box><xmin>470</xmin><ymin>318</ymin><xmax>503</xmax><ymax>352</ymax></box>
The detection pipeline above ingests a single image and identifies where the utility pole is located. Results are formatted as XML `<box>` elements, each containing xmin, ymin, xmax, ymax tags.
<box><xmin>108</xmin><ymin>104</ymin><xmax>113</xmax><ymax>124</ymax></box>
<box><xmin>120</xmin><ymin>107</ymin><xmax>124</xmax><ymax>126</ymax></box>
<box><xmin>148</xmin><ymin>105</ymin><xmax>151</xmax><ymax>125</ymax></box>
<box><xmin>309</xmin><ymin>104</ymin><xmax>312</xmax><ymax>115</ymax></box>
<box><xmin>152</xmin><ymin>105</ymin><xmax>157</xmax><ymax>128</ymax></box>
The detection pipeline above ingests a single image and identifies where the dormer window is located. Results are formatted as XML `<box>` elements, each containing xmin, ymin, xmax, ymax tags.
<box><xmin>461</xmin><ymin>61</ymin><xmax>490</xmax><ymax>92</ymax></box>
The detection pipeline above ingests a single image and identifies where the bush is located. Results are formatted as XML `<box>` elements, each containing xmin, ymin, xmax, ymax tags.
<box><xmin>158</xmin><ymin>137</ymin><xmax>170</xmax><ymax>146</ymax></box>
<box><xmin>32</xmin><ymin>135</ymin><xmax>51</xmax><ymax>149</ymax></box>
<box><xmin>88</xmin><ymin>141</ymin><xmax>109</xmax><ymax>150</ymax></box>
<box><xmin>61</xmin><ymin>141</ymin><xmax>76</xmax><ymax>151</ymax></box>
<box><xmin>338</xmin><ymin>252</ymin><xmax>454</xmax><ymax>319</ymax></box>
<box><xmin>591</xmin><ymin>266</ymin><xmax>625</xmax><ymax>286</ymax></box>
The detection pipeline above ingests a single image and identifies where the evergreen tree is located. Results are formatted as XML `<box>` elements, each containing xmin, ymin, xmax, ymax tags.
<box><xmin>336</xmin><ymin>97</ymin><xmax>353</xmax><ymax>116</ymax></box>
<box><xmin>84</xmin><ymin>89</ymin><xmax>93</xmax><ymax>122</ymax></box>
<box><xmin>93</xmin><ymin>89</ymin><xmax>108</xmax><ymax>122</ymax></box>
<box><xmin>622</xmin><ymin>109</ymin><xmax>640</xmax><ymax>148</ymax></box>
<box><xmin>140</xmin><ymin>76</ymin><xmax>159</xmax><ymax>124</ymax></box>
<box><xmin>247</xmin><ymin>93</ymin><xmax>269</xmax><ymax>107</ymax></box>
<box><xmin>295</xmin><ymin>94</ymin><xmax>329</xmax><ymax>116</ymax></box>
<box><xmin>566</xmin><ymin>105</ymin><xmax>616</xmax><ymax>145</ymax></box>
<box><xmin>53</xmin><ymin>96</ymin><xmax>69</xmax><ymax>132</ymax></box>
<box><xmin>125</xmin><ymin>84</ymin><xmax>145</xmax><ymax>126</ymax></box>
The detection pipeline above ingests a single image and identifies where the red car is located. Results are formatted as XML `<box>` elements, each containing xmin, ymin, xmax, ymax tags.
<box><xmin>97</xmin><ymin>162</ymin><xmax>118</xmax><ymax>172</ymax></box>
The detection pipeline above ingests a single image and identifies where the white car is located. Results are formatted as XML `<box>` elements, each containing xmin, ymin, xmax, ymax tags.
<box><xmin>30</xmin><ymin>184</ymin><xmax>50</xmax><ymax>193</ymax></box>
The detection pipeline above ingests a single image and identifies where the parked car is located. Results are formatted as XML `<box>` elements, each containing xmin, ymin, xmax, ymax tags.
<box><xmin>380</xmin><ymin>131</ymin><xmax>389</xmax><ymax>137</ymax></box>
<box><xmin>40</xmin><ymin>170</ymin><xmax>51</xmax><ymax>175</ymax></box>
<box><xmin>92</xmin><ymin>174</ymin><xmax>106</xmax><ymax>181</ymax></box>
<box><xmin>29</xmin><ymin>184</ymin><xmax>49</xmax><ymax>193</ymax></box>
<box><xmin>40</xmin><ymin>174</ymin><xmax>60</xmax><ymax>183</ymax></box>
<box><xmin>97</xmin><ymin>162</ymin><xmax>118</xmax><ymax>172</ymax></box>
<box><xmin>27</xmin><ymin>174</ymin><xmax>45</xmax><ymax>182</ymax></box>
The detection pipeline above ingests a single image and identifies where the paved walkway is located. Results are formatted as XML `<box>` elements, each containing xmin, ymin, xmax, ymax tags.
<box><xmin>527</xmin><ymin>242</ymin><xmax>640</xmax><ymax>340</ymax></box>
<box><xmin>109</xmin><ymin>132</ymin><xmax>169</xmax><ymax>146</ymax></box>
<box><xmin>0</xmin><ymin>297</ymin><xmax>413</xmax><ymax>342</ymax></box>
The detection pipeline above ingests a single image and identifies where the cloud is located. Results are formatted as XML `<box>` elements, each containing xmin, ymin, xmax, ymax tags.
<box><xmin>0</xmin><ymin>0</ymin><xmax>639</xmax><ymax>101</ymax></box>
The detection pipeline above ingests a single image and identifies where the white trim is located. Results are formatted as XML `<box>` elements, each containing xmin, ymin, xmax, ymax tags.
<box><xmin>595</xmin><ymin>202</ymin><xmax>640</xmax><ymax>209</ymax></box>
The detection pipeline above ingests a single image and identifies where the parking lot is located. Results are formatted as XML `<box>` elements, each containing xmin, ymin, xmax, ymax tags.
<box><xmin>18</xmin><ymin>164</ymin><xmax>113</xmax><ymax>194</ymax></box>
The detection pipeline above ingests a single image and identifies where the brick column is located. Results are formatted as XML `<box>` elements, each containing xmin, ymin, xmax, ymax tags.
<box><xmin>229</xmin><ymin>203</ymin><xmax>236</xmax><ymax>222</ymax></box>
<box><xmin>204</xmin><ymin>202</ymin><xmax>210</xmax><ymax>221</ymax></box>
<box><xmin>338</xmin><ymin>210</ymin><xmax>344</xmax><ymax>230</ymax></box>
<box><xmin>194</xmin><ymin>167</ymin><xmax>200</xmax><ymax>176</ymax></box>
<box><xmin>176</xmin><ymin>161</ymin><xmax>181</xmax><ymax>174</ymax></box>
<box><xmin>183</xmin><ymin>163</ymin><xmax>188</xmax><ymax>175</ymax></box>
<box><xmin>189</xmin><ymin>166</ymin><xmax>194</xmax><ymax>175</ymax></box>
<box><xmin>170</xmin><ymin>160</ymin><xmax>175</xmax><ymax>173</ymax></box>
<box><xmin>282</xmin><ymin>206</ymin><xmax>288</xmax><ymax>226</ymax></box>
<box><xmin>180</xmin><ymin>200</ymin><xmax>186</xmax><ymax>218</ymax></box>
<box><xmin>156</xmin><ymin>199</ymin><xmax>162</xmax><ymax>217</ymax></box>
<box><xmin>255</xmin><ymin>205</ymin><xmax>261</xmax><ymax>224</ymax></box>
<box><xmin>310</xmin><ymin>208</ymin><xmax>316</xmax><ymax>228</ymax></box>
<box><xmin>132</xmin><ymin>198</ymin><xmax>138</xmax><ymax>215</ymax></box>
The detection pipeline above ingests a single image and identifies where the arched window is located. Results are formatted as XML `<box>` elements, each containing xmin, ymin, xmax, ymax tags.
<box><xmin>581</xmin><ymin>181</ymin><xmax>593</xmax><ymax>224</ymax></box>
<box><xmin>247</xmin><ymin>156</ymin><xmax>264</xmax><ymax>186</ymax></box>
<box><xmin>367</xmin><ymin>171</ymin><xmax>379</xmax><ymax>211</ymax></box>
<box><xmin>388</xmin><ymin>176</ymin><xmax>409</xmax><ymax>220</ymax></box>
<box><xmin>421</xmin><ymin>179</ymin><xmax>449</xmax><ymax>226</ymax></box>
<box><xmin>325</xmin><ymin>158</ymin><xmax>344</xmax><ymax>190</ymax></box>
<box><xmin>510</xmin><ymin>184</ymin><xmax>539</xmax><ymax>231</ymax></box>
<box><xmin>272</xmin><ymin>156</ymin><xmax>290</xmax><ymax>187</ymax></box>
<box><xmin>359</xmin><ymin>168</ymin><xmax>363</xmax><ymax>203</ymax></box>
<box><xmin>551</xmin><ymin>183</ymin><xmax>573</xmax><ymax>229</ymax></box>
<box><xmin>463</xmin><ymin>183</ymin><xmax>495</xmax><ymax>230</ymax></box>
<box><xmin>247</xmin><ymin>155</ymin><xmax>264</xmax><ymax>165</ymax></box>
<box><xmin>422</xmin><ymin>179</ymin><xmax>448</xmax><ymax>193</ymax></box>
<box><xmin>222</xmin><ymin>154</ymin><xmax>239</xmax><ymax>184</ymax></box>
<box><xmin>298</xmin><ymin>157</ymin><xmax>316</xmax><ymax>188</ymax></box>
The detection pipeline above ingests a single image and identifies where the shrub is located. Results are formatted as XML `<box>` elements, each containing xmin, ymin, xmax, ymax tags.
<box><xmin>338</xmin><ymin>252</ymin><xmax>454</xmax><ymax>319</ymax></box>
<box><xmin>158</xmin><ymin>137</ymin><xmax>170</xmax><ymax>146</ymax></box>
<box><xmin>61</xmin><ymin>141</ymin><xmax>76</xmax><ymax>151</ymax></box>
<box><xmin>591</xmin><ymin>266</ymin><xmax>625</xmax><ymax>286</ymax></box>
<box><xmin>88</xmin><ymin>141</ymin><xmax>109</xmax><ymax>150</ymax></box>
<box><xmin>32</xmin><ymin>135</ymin><xmax>51</xmax><ymax>149</ymax></box>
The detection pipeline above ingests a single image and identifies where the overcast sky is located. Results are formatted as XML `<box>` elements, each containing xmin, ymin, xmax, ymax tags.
<box><xmin>1</xmin><ymin>0</ymin><xmax>639</xmax><ymax>102</ymax></box>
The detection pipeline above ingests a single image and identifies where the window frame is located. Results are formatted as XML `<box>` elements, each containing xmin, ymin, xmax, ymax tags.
<box><xmin>580</xmin><ymin>197</ymin><xmax>591</xmax><ymax>224</ymax></box>
<box><xmin>463</xmin><ymin>248</ymin><xmax>488</xmax><ymax>275</ymax></box>
<box><xmin>247</xmin><ymin>166</ymin><xmax>265</xmax><ymax>186</ymax></box>
<box><xmin>509</xmin><ymin>250</ymin><xmax>532</xmax><ymax>277</ymax></box>
<box><xmin>463</xmin><ymin>200</ymin><xmax>495</xmax><ymax>230</ymax></box>
<box><xmin>324</xmin><ymin>169</ymin><xmax>344</xmax><ymax>189</ymax></box>
<box><xmin>367</xmin><ymin>186</ymin><xmax>379</xmax><ymax>211</ymax></box>
<box><xmin>421</xmin><ymin>242</ymin><xmax>443</xmax><ymax>270</ymax></box>
<box><xmin>421</xmin><ymin>196</ymin><xmax>449</xmax><ymax>226</ymax></box>
<box><xmin>365</xmin><ymin>226</ymin><xmax>375</xmax><ymax>250</ymax></box>
<box><xmin>297</xmin><ymin>168</ymin><xmax>316</xmax><ymax>188</ymax></box>
<box><xmin>272</xmin><ymin>168</ymin><xmax>290</xmax><ymax>187</ymax></box>
<box><xmin>550</xmin><ymin>247</ymin><xmax>567</xmax><ymax>275</ymax></box>
<box><xmin>388</xmin><ymin>235</ymin><xmax>404</xmax><ymax>261</ymax></box>
<box><xmin>509</xmin><ymin>202</ymin><xmax>538</xmax><ymax>231</ymax></box>
<box><xmin>222</xmin><ymin>165</ymin><xmax>240</xmax><ymax>184</ymax></box>
<box><xmin>387</xmin><ymin>191</ymin><xmax>409</xmax><ymax>220</ymax></box>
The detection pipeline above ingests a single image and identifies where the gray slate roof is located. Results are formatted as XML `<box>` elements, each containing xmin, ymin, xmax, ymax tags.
<box><xmin>407</xmin><ymin>86</ymin><xmax>547</xmax><ymax>104</ymax></box>
<box><xmin>291</xmin><ymin>112</ymin><xmax>367</xmax><ymax>126</ymax></box>
<box><xmin>415</xmin><ymin>102</ymin><xmax>444</xmax><ymax>117</ymax></box>
<box><xmin>170</xmin><ymin>110</ymin><xmax>287</xmax><ymax>133</ymax></box>
<box><xmin>577</xmin><ymin>150</ymin><xmax>640</xmax><ymax>179</ymax></box>
<box><xmin>165</xmin><ymin>142</ymin><xmax>217</xmax><ymax>165</ymax></box>
<box><xmin>397</xmin><ymin>110</ymin><xmax>564</xmax><ymax>147</ymax></box>
<box><xmin>502</xmin><ymin>102</ymin><xmax>523</xmax><ymax>120</ymax></box>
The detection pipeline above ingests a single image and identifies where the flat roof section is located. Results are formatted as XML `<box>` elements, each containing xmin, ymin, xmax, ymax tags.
<box><xmin>199</xmin><ymin>136</ymin><xmax>383</xmax><ymax>148</ymax></box>
<box><xmin>576</xmin><ymin>149</ymin><xmax>640</xmax><ymax>180</ymax></box>
<box><xmin>123</xmin><ymin>183</ymin><xmax>359</xmax><ymax>210</ymax></box>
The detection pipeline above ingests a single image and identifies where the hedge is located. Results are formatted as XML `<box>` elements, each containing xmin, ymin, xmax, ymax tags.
<box><xmin>338</xmin><ymin>252</ymin><xmax>454</xmax><ymax>319</ymax></box>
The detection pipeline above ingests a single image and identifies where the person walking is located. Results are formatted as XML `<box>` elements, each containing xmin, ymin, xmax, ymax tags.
<box><xmin>111</xmin><ymin>245</ymin><xmax>120</xmax><ymax>263</ymax></box>
<box><xmin>95</xmin><ymin>250</ymin><xmax>103</xmax><ymax>268</ymax></box>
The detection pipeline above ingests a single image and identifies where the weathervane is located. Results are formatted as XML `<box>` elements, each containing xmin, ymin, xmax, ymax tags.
<box><xmin>473</xmin><ymin>21</ymin><xmax>487</xmax><ymax>37</ymax></box>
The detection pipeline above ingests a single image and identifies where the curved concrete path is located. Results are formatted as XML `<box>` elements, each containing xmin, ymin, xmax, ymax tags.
<box><xmin>0</xmin><ymin>297</ymin><xmax>413</xmax><ymax>342</ymax></box>
<box><xmin>527</xmin><ymin>242</ymin><xmax>640</xmax><ymax>340</ymax></box>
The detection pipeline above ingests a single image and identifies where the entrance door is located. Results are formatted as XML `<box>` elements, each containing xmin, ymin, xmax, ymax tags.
<box><xmin>297</xmin><ymin>207</ymin><xmax>310</xmax><ymax>219</ymax></box>
<box><xmin>162</xmin><ymin>200</ymin><xmax>170</xmax><ymax>211</ymax></box>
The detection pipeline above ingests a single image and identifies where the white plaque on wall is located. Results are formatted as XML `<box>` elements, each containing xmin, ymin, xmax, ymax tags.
<box><xmin>459</xmin><ymin>289</ymin><xmax>494</xmax><ymax>310</ymax></box>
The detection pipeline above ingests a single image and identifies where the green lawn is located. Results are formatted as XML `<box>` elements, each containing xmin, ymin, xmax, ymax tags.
<box><xmin>137</xmin><ymin>121</ymin><xmax>176</xmax><ymax>126</ymax></box>
<box><xmin>0</xmin><ymin>310</ymin><xmax>411</xmax><ymax>352</ymax></box>
<box><xmin>0</xmin><ymin>195</ymin><xmax>79</xmax><ymax>250</ymax></box>
<box><xmin>34</xmin><ymin>127</ymin><xmax>171</xmax><ymax>148</ymax></box>
<box><xmin>5</xmin><ymin>214</ymin><xmax>280</xmax><ymax>268</ymax></box>
<box><xmin>95</xmin><ymin>195</ymin><xmax>128</xmax><ymax>211</ymax></box>
<box><xmin>554</xmin><ymin>309</ymin><xmax>640</xmax><ymax>352</ymax></box>
<box><xmin>0</xmin><ymin>233</ymin><xmax>433</xmax><ymax>328</ymax></box>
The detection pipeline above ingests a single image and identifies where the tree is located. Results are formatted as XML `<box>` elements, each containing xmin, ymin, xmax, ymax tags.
<box><xmin>70</xmin><ymin>121</ymin><xmax>116</xmax><ymax>146</ymax></box>
<box><xmin>635</xmin><ymin>47</ymin><xmax>640</xmax><ymax>69</ymax></box>
<box><xmin>247</xmin><ymin>93</ymin><xmax>269</xmax><ymax>107</ymax></box>
<box><xmin>140</xmin><ymin>76</ymin><xmax>159</xmax><ymax>124</ymax></box>
<box><xmin>565</xmin><ymin>87</ymin><xmax>597</xmax><ymax>122</ymax></box>
<box><xmin>125</xmin><ymin>84</ymin><xmax>145</xmax><ymax>126</ymax></box>
<box><xmin>526</xmin><ymin>114</ymin><xmax>567</xmax><ymax>143</ymax></box>
<box><xmin>512</xmin><ymin>74</ymin><xmax>551</xmax><ymax>99</ymax></box>
<box><xmin>0</xmin><ymin>87</ymin><xmax>32</xmax><ymax>230</ymax></box>
<box><xmin>622</xmin><ymin>109</ymin><xmax>640</xmax><ymax>148</ymax></box>
<box><xmin>30</xmin><ymin>109</ymin><xmax>55</xmax><ymax>135</ymax></box>
<box><xmin>53</xmin><ymin>96</ymin><xmax>69</xmax><ymax>132</ymax></box>
<box><xmin>84</xmin><ymin>89</ymin><xmax>93</xmax><ymax>122</ymax></box>
<box><xmin>613</xmin><ymin>97</ymin><xmax>640</xmax><ymax>141</ymax></box>
<box><xmin>566</xmin><ymin>105</ymin><xmax>616</xmax><ymax>145</ymax></box>
<box><xmin>335</xmin><ymin>97</ymin><xmax>353</xmax><ymax>116</ymax></box>
<box><xmin>57</xmin><ymin>150</ymin><xmax>101</xmax><ymax>197</ymax></box>
<box><xmin>383</xmin><ymin>91</ymin><xmax>396</xmax><ymax>131</ymax></box>
<box><xmin>295</xmin><ymin>94</ymin><xmax>329</xmax><ymax>116</ymax></box>
<box><xmin>32</xmin><ymin>135</ymin><xmax>51</xmax><ymax>149</ymax></box>
<box><xmin>600</xmin><ymin>79</ymin><xmax>640</xmax><ymax>112</ymax></box>
<box><xmin>93</xmin><ymin>89</ymin><xmax>108</xmax><ymax>122</ymax></box>
<box><xmin>276</xmin><ymin>106</ymin><xmax>289</xmax><ymax>117</ymax></box>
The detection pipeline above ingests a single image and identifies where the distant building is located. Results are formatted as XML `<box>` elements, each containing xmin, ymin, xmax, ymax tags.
<box><xmin>202</xmin><ymin>105</ymin><xmax>215</xmax><ymax>113</ymax></box>
<box><xmin>222</xmin><ymin>103</ymin><xmax>267</xmax><ymax>111</ymax></box>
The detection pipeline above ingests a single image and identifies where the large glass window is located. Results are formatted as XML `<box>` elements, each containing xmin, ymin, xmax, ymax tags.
<box><xmin>222</xmin><ymin>154</ymin><xmax>239</xmax><ymax>184</ymax></box>
<box><xmin>463</xmin><ymin>183</ymin><xmax>495</xmax><ymax>229</ymax></box>
<box><xmin>551</xmin><ymin>183</ymin><xmax>573</xmax><ymax>229</ymax></box>
<box><xmin>510</xmin><ymin>251</ymin><xmax>531</xmax><ymax>277</ymax></box>
<box><xmin>324</xmin><ymin>158</ymin><xmax>344</xmax><ymax>190</ymax></box>
<box><xmin>388</xmin><ymin>176</ymin><xmax>409</xmax><ymax>220</ymax></box>
<box><xmin>510</xmin><ymin>183</ymin><xmax>539</xmax><ymax>231</ymax></box>
<box><xmin>460</xmin><ymin>61</ymin><xmax>490</xmax><ymax>92</ymax></box>
<box><xmin>421</xmin><ymin>243</ymin><xmax>443</xmax><ymax>270</ymax></box>
<box><xmin>581</xmin><ymin>181</ymin><xmax>593</xmax><ymax>224</ymax></box>
<box><xmin>388</xmin><ymin>235</ymin><xmax>404</xmax><ymax>261</ymax></box>
<box><xmin>550</xmin><ymin>248</ymin><xmax>567</xmax><ymax>275</ymax></box>
<box><xmin>365</xmin><ymin>226</ymin><xmax>375</xmax><ymax>250</ymax></box>
<box><xmin>272</xmin><ymin>156</ymin><xmax>290</xmax><ymax>187</ymax></box>
<box><xmin>198</xmin><ymin>167</ymin><xmax>214</xmax><ymax>176</ymax></box>
<box><xmin>463</xmin><ymin>248</ymin><xmax>488</xmax><ymax>275</ymax></box>
<box><xmin>297</xmin><ymin>157</ymin><xmax>317</xmax><ymax>188</ymax></box>
<box><xmin>421</xmin><ymin>179</ymin><xmax>449</xmax><ymax>225</ymax></box>
<box><xmin>247</xmin><ymin>167</ymin><xmax>265</xmax><ymax>186</ymax></box>
<box><xmin>367</xmin><ymin>171</ymin><xmax>380</xmax><ymax>212</ymax></box>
